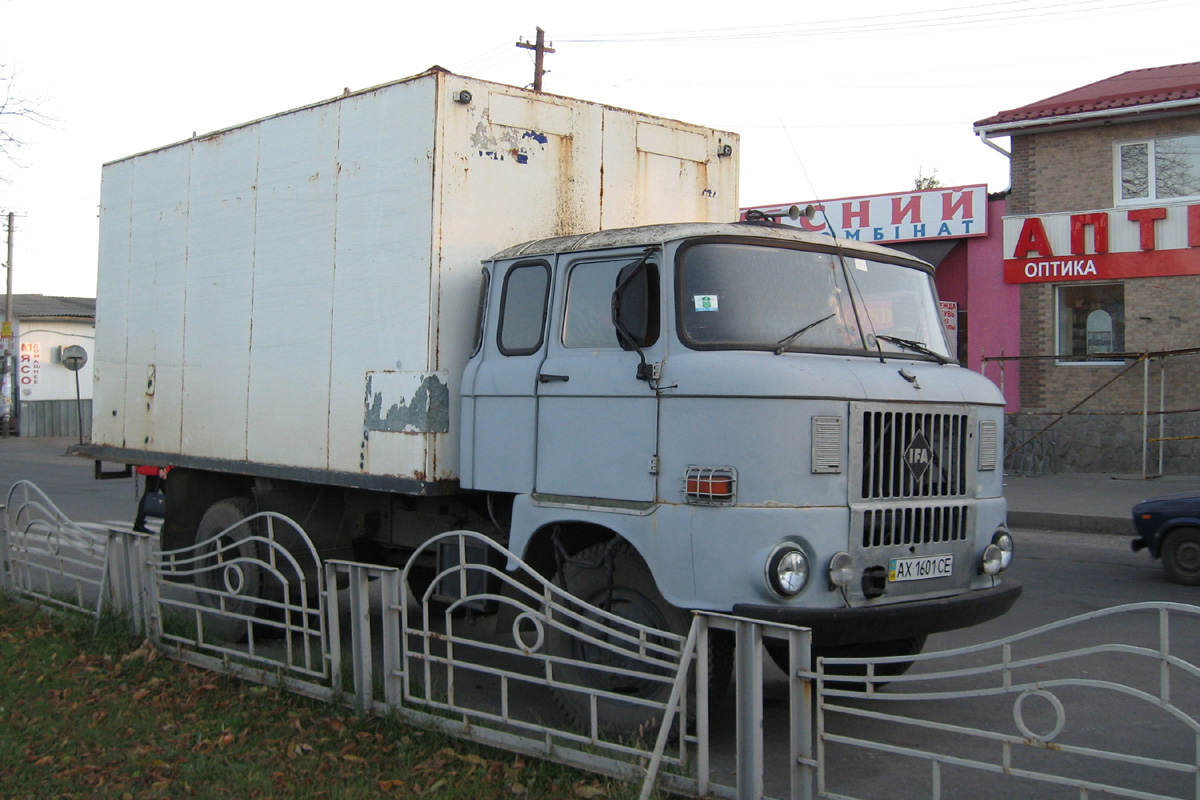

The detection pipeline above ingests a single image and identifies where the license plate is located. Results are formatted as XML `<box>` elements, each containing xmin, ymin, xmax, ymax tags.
<box><xmin>888</xmin><ymin>554</ymin><xmax>953</xmax><ymax>582</ymax></box>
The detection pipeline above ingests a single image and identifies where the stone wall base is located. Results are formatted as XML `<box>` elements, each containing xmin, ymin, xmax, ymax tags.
<box><xmin>1006</xmin><ymin>412</ymin><xmax>1200</xmax><ymax>475</ymax></box>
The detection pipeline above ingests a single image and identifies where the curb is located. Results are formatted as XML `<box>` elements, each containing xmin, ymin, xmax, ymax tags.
<box><xmin>1008</xmin><ymin>510</ymin><xmax>1131</xmax><ymax>535</ymax></box>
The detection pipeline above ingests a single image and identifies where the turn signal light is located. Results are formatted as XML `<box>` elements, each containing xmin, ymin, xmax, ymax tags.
<box><xmin>684</xmin><ymin>467</ymin><xmax>736</xmax><ymax>505</ymax></box>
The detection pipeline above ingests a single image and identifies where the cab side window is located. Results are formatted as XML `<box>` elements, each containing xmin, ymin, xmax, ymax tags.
<box><xmin>563</xmin><ymin>259</ymin><xmax>659</xmax><ymax>349</ymax></box>
<box><xmin>498</xmin><ymin>262</ymin><xmax>551</xmax><ymax>356</ymax></box>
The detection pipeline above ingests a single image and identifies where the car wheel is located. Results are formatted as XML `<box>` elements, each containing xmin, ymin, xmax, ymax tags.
<box><xmin>1162</xmin><ymin>527</ymin><xmax>1200</xmax><ymax>585</ymax></box>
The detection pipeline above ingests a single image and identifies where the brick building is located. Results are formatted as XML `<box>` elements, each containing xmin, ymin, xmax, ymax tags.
<box><xmin>975</xmin><ymin>61</ymin><xmax>1200</xmax><ymax>474</ymax></box>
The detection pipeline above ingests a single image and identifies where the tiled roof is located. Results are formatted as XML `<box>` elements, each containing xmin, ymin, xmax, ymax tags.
<box><xmin>975</xmin><ymin>61</ymin><xmax>1200</xmax><ymax>129</ymax></box>
<box><xmin>11</xmin><ymin>294</ymin><xmax>96</xmax><ymax>319</ymax></box>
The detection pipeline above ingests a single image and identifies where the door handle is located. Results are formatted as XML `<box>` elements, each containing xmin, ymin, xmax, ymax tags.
<box><xmin>538</xmin><ymin>373</ymin><xmax>570</xmax><ymax>383</ymax></box>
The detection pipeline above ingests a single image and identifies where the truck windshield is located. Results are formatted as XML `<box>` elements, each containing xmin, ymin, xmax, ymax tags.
<box><xmin>677</xmin><ymin>241</ymin><xmax>951</xmax><ymax>360</ymax></box>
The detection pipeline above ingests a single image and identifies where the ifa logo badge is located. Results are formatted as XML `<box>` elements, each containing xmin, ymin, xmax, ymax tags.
<box><xmin>903</xmin><ymin>431</ymin><xmax>934</xmax><ymax>480</ymax></box>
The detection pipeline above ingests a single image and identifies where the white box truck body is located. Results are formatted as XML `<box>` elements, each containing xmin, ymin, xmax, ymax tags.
<box><xmin>93</xmin><ymin>67</ymin><xmax>738</xmax><ymax>487</ymax></box>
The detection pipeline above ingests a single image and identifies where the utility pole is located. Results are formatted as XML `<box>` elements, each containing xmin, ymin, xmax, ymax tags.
<box><xmin>2</xmin><ymin>212</ymin><xmax>13</xmax><ymax>438</ymax></box>
<box><xmin>516</xmin><ymin>27</ymin><xmax>555</xmax><ymax>92</ymax></box>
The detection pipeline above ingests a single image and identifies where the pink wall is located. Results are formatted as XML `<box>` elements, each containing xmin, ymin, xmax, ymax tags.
<box><xmin>967</xmin><ymin>197</ymin><xmax>1020</xmax><ymax>411</ymax></box>
<box><xmin>933</xmin><ymin>196</ymin><xmax>1020</xmax><ymax>411</ymax></box>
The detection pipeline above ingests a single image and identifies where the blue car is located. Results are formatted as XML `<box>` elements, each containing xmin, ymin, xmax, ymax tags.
<box><xmin>1132</xmin><ymin>490</ymin><xmax>1200</xmax><ymax>585</ymax></box>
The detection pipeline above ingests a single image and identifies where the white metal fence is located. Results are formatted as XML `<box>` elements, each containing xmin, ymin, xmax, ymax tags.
<box><xmin>3</xmin><ymin>479</ymin><xmax>1200</xmax><ymax>799</ymax></box>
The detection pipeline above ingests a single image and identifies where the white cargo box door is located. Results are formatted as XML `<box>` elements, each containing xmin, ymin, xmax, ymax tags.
<box><xmin>599</xmin><ymin>112</ymin><xmax>739</xmax><ymax>228</ymax></box>
<box><xmin>245</xmin><ymin>104</ymin><xmax>340</xmax><ymax>470</ymax></box>
<box><xmin>180</xmin><ymin>128</ymin><xmax>259</xmax><ymax>460</ymax></box>
<box><xmin>122</xmin><ymin>145</ymin><xmax>190</xmax><ymax>453</ymax></box>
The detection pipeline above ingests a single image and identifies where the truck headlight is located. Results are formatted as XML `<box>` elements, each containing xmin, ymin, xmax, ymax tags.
<box><xmin>829</xmin><ymin>551</ymin><xmax>854</xmax><ymax>587</ymax></box>
<box><xmin>766</xmin><ymin>545</ymin><xmax>809</xmax><ymax>596</ymax></box>
<box><xmin>981</xmin><ymin>545</ymin><xmax>1003</xmax><ymax>575</ymax></box>
<box><xmin>992</xmin><ymin>530</ymin><xmax>1014</xmax><ymax>571</ymax></box>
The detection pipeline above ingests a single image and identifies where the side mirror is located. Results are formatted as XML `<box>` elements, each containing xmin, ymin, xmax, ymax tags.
<box><xmin>612</xmin><ymin>260</ymin><xmax>657</xmax><ymax>351</ymax></box>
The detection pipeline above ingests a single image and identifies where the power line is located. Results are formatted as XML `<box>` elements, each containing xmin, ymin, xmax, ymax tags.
<box><xmin>557</xmin><ymin>0</ymin><xmax>1172</xmax><ymax>43</ymax></box>
<box><xmin>456</xmin><ymin>39</ymin><xmax>517</xmax><ymax>73</ymax></box>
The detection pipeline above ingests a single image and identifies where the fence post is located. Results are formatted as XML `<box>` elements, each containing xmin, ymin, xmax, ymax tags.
<box><xmin>789</xmin><ymin>626</ymin><xmax>814</xmax><ymax>800</ymax></box>
<box><xmin>1159</xmin><ymin>354</ymin><xmax>1167</xmax><ymax>476</ymax></box>
<box><xmin>697</xmin><ymin>616</ymin><xmax>711</xmax><ymax>798</ymax></box>
<box><xmin>734</xmin><ymin>619</ymin><xmax>765</xmax><ymax>800</ymax></box>
<box><xmin>1143</xmin><ymin>354</ymin><xmax>1150</xmax><ymax>478</ymax></box>
<box><xmin>133</xmin><ymin>533</ymin><xmax>158</xmax><ymax>641</ymax></box>
<box><xmin>380</xmin><ymin>567</ymin><xmax>402</xmax><ymax>710</ymax></box>
<box><xmin>0</xmin><ymin>502</ymin><xmax>10</xmax><ymax>595</ymax></box>
<box><xmin>348</xmin><ymin>563</ymin><xmax>373</xmax><ymax>715</ymax></box>
<box><xmin>99</xmin><ymin>529</ymin><xmax>128</xmax><ymax>622</ymax></box>
<box><xmin>325</xmin><ymin>562</ymin><xmax>344</xmax><ymax>702</ymax></box>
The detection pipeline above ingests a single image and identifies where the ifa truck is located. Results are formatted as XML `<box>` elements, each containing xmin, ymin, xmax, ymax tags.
<box><xmin>89</xmin><ymin>66</ymin><xmax>1019</xmax><ymax>725</ymax></box>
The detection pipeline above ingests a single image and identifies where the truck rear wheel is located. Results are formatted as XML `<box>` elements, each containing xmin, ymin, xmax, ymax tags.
<box><xmin>547</xmin><ymin>541</ymin><xmax>730</xmax><ymax>739</ymax></box>
<box><xmin>193</xmin><ymin>497</ymin><xmax>264</xmax><ymax>641</ymax></box>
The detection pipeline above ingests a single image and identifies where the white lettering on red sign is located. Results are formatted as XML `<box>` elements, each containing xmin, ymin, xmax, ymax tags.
<box><xmin>1003</xmin><ymin>204</ymin><xmax>1200</xmax><ymax>283</ymax></box>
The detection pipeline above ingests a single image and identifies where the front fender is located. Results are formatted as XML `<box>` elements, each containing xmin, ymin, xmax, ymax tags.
<box><xmin>1149</xmin><ymin>519</ymin><xmax>1200</xmax><ymax>558</ymax></box>
<box><xmin>508</xmin><ymin>495</ymin><xmax>696</xmax><ymax>608</ymax></box>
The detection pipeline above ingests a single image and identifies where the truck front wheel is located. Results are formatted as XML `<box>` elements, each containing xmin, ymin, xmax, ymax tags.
<box><xmin>547</xmin><ymin>540</ymin><xmax>729</xmax><ymax>739</ymax></box>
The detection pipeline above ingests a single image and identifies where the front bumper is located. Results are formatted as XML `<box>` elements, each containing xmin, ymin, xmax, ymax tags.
<box><xmin>732</xmin><ymin>578</ymin><xmax>1022</xmax><ymax>647</ymax></box>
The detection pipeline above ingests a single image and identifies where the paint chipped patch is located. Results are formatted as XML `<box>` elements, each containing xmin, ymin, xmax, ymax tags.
<box><xmin>364</xmin><ymin>371</ymin><xmax>450</xmax><ymax>433</ymax></box>
<box><xmin>470</xmin><ymin>123</ymin><xmax>548</xmax><ymax>165</ymax></box>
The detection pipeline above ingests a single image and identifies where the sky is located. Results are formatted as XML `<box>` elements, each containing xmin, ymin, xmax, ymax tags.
<box><xmin>1</xmin><ymin>0</ymin><xmax>1197</xmax><ymax>297</ymax></box>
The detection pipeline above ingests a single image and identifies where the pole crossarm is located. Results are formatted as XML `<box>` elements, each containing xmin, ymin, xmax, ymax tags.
<box><xmin>516</xmin><ymin>27</ymin><xmax>555</xmax><ymax>92</ymax></box>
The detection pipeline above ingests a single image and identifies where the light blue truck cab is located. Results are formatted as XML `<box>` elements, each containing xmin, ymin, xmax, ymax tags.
<box><xmin>461</xmin><ymin>221</ymin><xmax>1020</xmax><ymax>673</ymax></box>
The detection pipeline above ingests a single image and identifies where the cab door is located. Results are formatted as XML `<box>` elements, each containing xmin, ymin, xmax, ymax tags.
<box><xmin>534</xmin><ymin>252</ymin><xmax>662</xmax><ymax>503</ymax></box>
<box><xmin>463</xmin><ymin>259</ymin><xmax>552</xmax><ymax>493</ymax></box>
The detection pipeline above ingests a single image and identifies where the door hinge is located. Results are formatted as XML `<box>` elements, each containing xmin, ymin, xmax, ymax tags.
<box><xmin>649</xmin><ymin>455</ymin><xmax>659</xmax><ymax>475</ymax></box>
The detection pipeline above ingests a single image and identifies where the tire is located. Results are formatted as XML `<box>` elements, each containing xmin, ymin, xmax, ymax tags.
<box><xmin>1162</xmin><ymin>527</ymin><xmax>1200</xmax><ymax>585</ymax></box>
<box><xmin>548</xmin><ymin>541</ymin><xmax>726</xmax><ymax>739</ymax></box>
<box><xmin>193</xmin><ymin>497</ymin><xmax>265</xmax><ymax>641</ymax></box>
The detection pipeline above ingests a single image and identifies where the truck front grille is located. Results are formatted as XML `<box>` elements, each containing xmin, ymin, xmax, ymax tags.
<box><xmin>861</xmin><ymin>504</ymin><xmax>969</xmax><ymax>549</ymax></box>
<box><xmin>859</xmin><ymin>408</ymin><xmax>969</xmax><ymax>500</ymax></box>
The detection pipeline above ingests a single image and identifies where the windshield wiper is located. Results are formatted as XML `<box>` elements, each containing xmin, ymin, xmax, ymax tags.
<box><xmin>774</xmin><ymin>313</ymin><xmax>835</xmax><ymax>355</ymax></box>
<box><xmin>876</xmin><ymin>334</ymin><xmax>951</xmax><ymax>364</ymax></box>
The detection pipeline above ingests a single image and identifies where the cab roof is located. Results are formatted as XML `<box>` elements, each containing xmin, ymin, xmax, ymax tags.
<box><xmin>485</xmin><ymin>221</ymin><xmax>933</xmax><ymax>270</ymax></box>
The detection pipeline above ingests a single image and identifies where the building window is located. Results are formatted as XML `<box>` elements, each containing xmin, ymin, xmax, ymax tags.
<box><xmin>1056</xmin><ymin>283</ymin><xmax>1125</xmax><ymax>363</ymax></box>
<box><xmin>1117</xmin><ymin>134</ymin><xmax>1200</xmax><ymax>202</ymax></box>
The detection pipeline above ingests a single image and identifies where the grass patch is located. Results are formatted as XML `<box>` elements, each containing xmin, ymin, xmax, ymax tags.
<box><xmin>0</xmin><ymin>594</ymin><xmax>652</xmax><ymax>799</ymax></box>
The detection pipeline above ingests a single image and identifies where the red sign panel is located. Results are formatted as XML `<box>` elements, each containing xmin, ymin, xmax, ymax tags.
<box><xmin>1003</xmin><ymin>204</ymin><xmax>1200</xmax><ymax>283</ymax></box>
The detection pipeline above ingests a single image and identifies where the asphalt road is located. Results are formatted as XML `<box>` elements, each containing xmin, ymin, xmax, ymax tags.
<box><xmin>3</xmin><ymin>439</ymin><xmax>1198</xmax><ymax>799</ymax></box>
<box><xmin>0</xmin><ymin>436</ymin><xmax>135</xmax><ymax>524</ymax></box>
